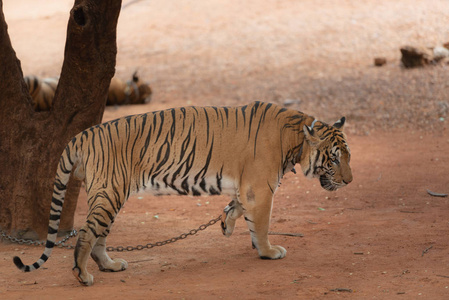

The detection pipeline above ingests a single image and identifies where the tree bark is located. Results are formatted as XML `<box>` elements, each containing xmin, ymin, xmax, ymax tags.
<box><xmin>0</xmin><ymin>0</ymin><xmax>122</xmax><ymax>239</ymax></box>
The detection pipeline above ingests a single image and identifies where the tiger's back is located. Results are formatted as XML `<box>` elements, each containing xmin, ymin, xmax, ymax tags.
<box><xmin>76</xmin><ymin>102</ymin><xmax>303</xmax><ymax>200</ymax></box>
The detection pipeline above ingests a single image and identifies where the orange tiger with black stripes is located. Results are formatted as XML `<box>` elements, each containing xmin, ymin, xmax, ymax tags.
<box><xmin>13</xmin><ymin>101</ymin><xmax>352</xmax><ymax>286</ymax></box>
<box><xmin>24</xmin><ymin>72</ymin><xmax>152</xmax><ymax>111</ymax></box>
<box><xmin>24</xmin><ymin>75</ymin><xmax>59</xmax><ymax>111</ymax></box>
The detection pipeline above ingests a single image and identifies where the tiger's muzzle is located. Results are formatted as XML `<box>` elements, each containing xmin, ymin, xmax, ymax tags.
<box><xmin>319</xmin><ymin>175</ymin><xmax>350</xmax><ymax>191</ymax></box>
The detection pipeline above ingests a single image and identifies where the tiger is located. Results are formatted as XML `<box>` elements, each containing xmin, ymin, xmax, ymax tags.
<box><xmin>13</xmin><ymin>101</ymin><xmax>352</xmax><ymax>286</ymax></box>
<box><xmin>24</xmin><ymin>75</ymin><xmax>59</xmax><ymax>111</ymax></box>
<box><xmin>106</xmin><ymin>71</ymin><xmax>152</xmax><ymax>106</ymax></box>
<box><xmin>24</xmin><ymin>72</ymin><xmax>152</xmax><ymax>111</ymax></box>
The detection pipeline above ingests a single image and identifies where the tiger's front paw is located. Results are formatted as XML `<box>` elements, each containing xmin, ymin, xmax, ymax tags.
<box><xmin>259</xmin><ymin>245</ymin><xmax>287</xmax><ymax>260</ymax></box>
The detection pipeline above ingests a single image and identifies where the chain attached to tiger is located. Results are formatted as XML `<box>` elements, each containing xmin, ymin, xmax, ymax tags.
<box><xmin>1</xmin><ymin>215</ymin><xmax>221</xmax><ymax>251</ymax></box>
<box><xmin>12</xmin><ymin>101</ymin><xmax>353</xmax><ymax>286</ymax></box>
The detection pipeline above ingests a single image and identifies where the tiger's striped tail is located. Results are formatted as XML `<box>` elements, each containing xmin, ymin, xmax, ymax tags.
<box><xmin>13</xmin><ymin>140</ymin><xmax>78</xmax><ymax>272</ymax></box>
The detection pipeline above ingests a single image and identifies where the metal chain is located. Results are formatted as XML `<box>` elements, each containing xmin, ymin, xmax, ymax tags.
<box><xmin>106</xmin><ymin>215</ymin><xmax>222</xmax><ymax>252</ymax></box>
<box><xmin>0</xmin><ymin>215</ymin><xmax>222</xmax><ymax>252</ymax></box>
<box><xmin>0</xmin><ymin>229</ymin><xmax>78</xmax><ymax>249</ymax></box>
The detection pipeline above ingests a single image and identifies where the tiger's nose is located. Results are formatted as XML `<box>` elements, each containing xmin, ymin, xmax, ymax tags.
<box><xmin>343</xmin><ymin>177</ymin><xmax>353</xmax><ymax>185</ymax></box>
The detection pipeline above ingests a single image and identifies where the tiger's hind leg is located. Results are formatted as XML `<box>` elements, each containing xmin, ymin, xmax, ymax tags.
<box><xmin>221</xmin><ymin>199</ymin><xmax>244</xmax><ymax>237</ymax></box>
<box><xmin>91</xmin><ymin>223</ymin><xmax>128</xmax><ymax>272</ymax></box>
<box><xmin>72</xmin><ymin>190</ymin><xmax>127</xmax><ymax>286</ymax></box>
<box><xmin>72</xmin><ymin>224</ymin><xmax>97</xmax><ymax>286</ymax></box>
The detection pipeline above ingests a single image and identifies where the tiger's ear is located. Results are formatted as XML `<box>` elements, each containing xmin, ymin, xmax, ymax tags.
<box><xmin>333</xmin><ymin>117</ymin><xmax>345</xmax><ymax>130</ymax></box>
<box><xmin>303</xmin><ymin>125</ymin><xmax>322</xmax><ymax>145</ymax></box>
<box><xmin>132</xmin><ymin>70</ymin><xmax>139</xmax><ymax>83</ymax></box>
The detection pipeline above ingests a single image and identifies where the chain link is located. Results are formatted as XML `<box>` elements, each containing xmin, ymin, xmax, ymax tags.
<box><xmin>0</xmin><ymin>215</ymin><xmax>222</xmax><ymax>252</ymax></box>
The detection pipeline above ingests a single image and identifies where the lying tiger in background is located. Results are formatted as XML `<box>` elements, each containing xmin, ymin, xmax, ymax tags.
<box><xmin>107</xmin><ymin>71</ymin><xmax>152</xmax><ymax>106</ymax></box>
<box><xmin>24</xmin><ymin>75</ymin><xmax>58</xmax><ymax>111</ymax></box>
<box><xmin>24</xmin><ymin>72</ymin><xmax>152</xmax><ymax>110</ymax></box>
<box><xmin>13</xmin><ymin>101</ymin><xmax>352</xmax><ymax>286</ymax></box>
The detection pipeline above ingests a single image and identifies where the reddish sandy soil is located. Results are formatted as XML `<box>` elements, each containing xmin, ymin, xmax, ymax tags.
<box><xmin>1</xmin><ymin>0</ymin><xmax>449</xmax><ymax>299</ymax></box>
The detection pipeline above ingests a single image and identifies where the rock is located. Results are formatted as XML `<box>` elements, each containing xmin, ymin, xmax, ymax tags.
<box><xmin>283</xmin><ymin>99</ymin><xmax>301</xmax><ymax>107</ymax></box>
<box><xmin>433</xmin><ymin>46</ymin><xmax>449</xmax><ymax>61</ymax></box>
<box><xmin>374</xmin><ymin>57</ymin><xmax>387</xmax><ymax>66</ymax></box>
<box><xmin>400</xmin><ymin>46</ymin><xmax>433</xmax><ymax>68</ymax></box>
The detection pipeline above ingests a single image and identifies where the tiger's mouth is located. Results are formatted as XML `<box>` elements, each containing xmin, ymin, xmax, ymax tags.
<box><xmin>319</xmin><ymin>175</ymin><xmax>340</xmax><ymax>191</ymax></box>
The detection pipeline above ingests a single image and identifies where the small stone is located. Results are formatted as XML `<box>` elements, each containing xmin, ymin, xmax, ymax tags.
<box><xmin>433</xmin><ymin>46</ymin><xmax>449</xmax><ymax>61</ymax></box>
<box><xmin>283</xmin><ymin>99</ymin><xmax>301</xmax><ymax>107</ymax></box>
<box><xmin>374</xmin><ymin>57</ymin><xmax>387</xmax><ymax>66</ymax></box>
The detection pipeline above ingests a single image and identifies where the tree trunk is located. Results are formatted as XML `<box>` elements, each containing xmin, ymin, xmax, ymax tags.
<box><xmin>0</xmin><ymin>0</ymin><xmax>122</xmax><ymax>239</ymax></box>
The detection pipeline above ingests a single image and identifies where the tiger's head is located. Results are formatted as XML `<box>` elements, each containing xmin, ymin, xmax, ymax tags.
<box><xmin>300</xmin><ymin>117</ymin><xmax>352</xmax><ymax>191</ymax></box>
<box><xmin>132</xmin><ymin>71</ymin><xmax>152</xmax><ymax>104</ymax></box>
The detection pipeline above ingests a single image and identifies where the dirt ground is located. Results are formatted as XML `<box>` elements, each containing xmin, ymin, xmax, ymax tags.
<box><xmin>1</xmin><ymin>0</ymin><xmax>449</xmax><ymax>299</ymax></box>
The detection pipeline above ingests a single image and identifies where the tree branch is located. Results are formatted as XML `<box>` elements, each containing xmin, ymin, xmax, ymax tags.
<box><xmin>54</xmin><ymin>0</ymin><xmax>122</xmax><ymax>130</ymax></box>
<box><xmin>0</xmin><ymin>0</ymin><xmax>33</xmax><ymax>114</ymax></box>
